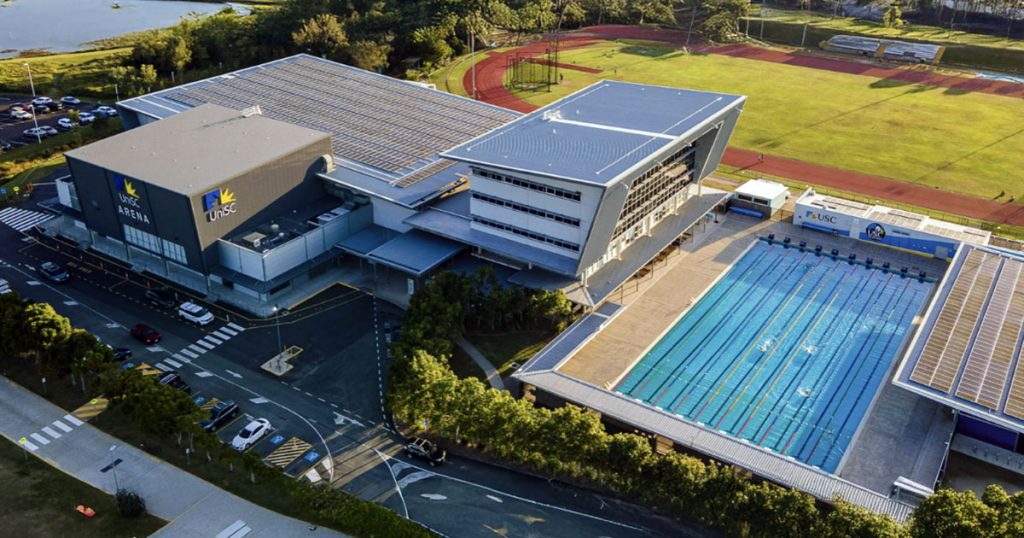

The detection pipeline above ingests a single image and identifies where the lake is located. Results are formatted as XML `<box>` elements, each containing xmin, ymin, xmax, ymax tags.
<box><xmin>0</xmin><ymin>0</ymin><xmax>241</xmax><ymax>58</ymax></box>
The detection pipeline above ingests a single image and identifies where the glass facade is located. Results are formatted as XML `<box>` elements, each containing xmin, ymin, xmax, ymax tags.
<box><xmin>123</xmin><ymin>224</ymin><xmax>188</xmax><ymax>264</ymax></box>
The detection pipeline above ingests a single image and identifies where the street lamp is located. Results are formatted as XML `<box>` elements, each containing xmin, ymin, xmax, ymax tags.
<box><xmin>109</xmin><ymin>445</ymin><xmax>120</xmax><ymax>492</ymax></box>
<box><xmin>23</xmin><ymin>63</ymin><xmax>41</xmax><ymax>144</ymax></box>
<box><xmin>272</xmin><ymin>305</ymin><xmax>283</xmax><ymax>354</ymax></box>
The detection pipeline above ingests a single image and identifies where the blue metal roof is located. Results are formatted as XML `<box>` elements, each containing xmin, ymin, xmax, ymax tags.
<box><xmin>367</xmin><ymin>230</ymin><xmax>464</xmax><ymax>276</ymax></box>
<box><xmin>442</xmin><ymin>80</ymin><xmax>745</xmax><ymax>186</ymax></box>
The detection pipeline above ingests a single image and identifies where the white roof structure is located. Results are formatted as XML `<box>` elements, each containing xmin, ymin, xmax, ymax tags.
<box><xmin>735</xmin><ymin>179</ymin><xmax>789</xmax><ymax>201</ymax></box>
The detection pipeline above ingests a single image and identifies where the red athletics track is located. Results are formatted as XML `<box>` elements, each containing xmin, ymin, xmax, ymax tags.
<box><xmin>464</xmin><ymin>26</ymin><xmax>1024</xmax><ymax>226</ymax></box>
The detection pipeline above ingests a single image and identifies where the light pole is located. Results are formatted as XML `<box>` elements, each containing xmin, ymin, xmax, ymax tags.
<box><xmin>272</xmin><ymin>305</ymin><xmax>283</xmax><ymax>354</ymax></box>
<box><xmin>23</xmin><ymin>63</ymin><xmax>41</xmax><ymax>144</ymax></box>
<box><xmin>109</xmin><ymin>445</ymin><xmax>120</xmax><ymax>492</ymax></box>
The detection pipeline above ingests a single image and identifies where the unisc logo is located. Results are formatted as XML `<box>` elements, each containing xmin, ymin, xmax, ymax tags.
<box><xmin>114</xmin><ymin>175</ymin><xmax>150</xmax><ymax>224</ymax></box>
<box><xmin>806</xmin><ymin>211</ymin><xmax>837</xmax><ymax>224</ymax></box>
<box><xmin>203</xmin><ymin>187</ymin><xmax>238</xmax><ymax>222</ymax></box>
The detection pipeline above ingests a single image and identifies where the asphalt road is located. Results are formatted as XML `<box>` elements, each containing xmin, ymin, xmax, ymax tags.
<box><xmin>0</xmin><ymin>189</ymin><xmax>712</xmax><ymax>538</ymax></box>
<box><xmin>0</xmin><ymin>94</ymin><xmax>105</xmax><ymax>147</ymax></box>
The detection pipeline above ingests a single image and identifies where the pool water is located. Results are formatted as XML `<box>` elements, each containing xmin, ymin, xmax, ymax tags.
<box><xmin>616</xmin><ymin>239</ymin><xmax>934</xmax><ymax>472</ymax></box>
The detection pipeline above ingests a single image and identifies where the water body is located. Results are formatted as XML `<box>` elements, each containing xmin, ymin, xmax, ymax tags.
<box><xmin>0</xmin><ymin>0</ymin><xmax>239</xmax><ymax>58</ymax></box>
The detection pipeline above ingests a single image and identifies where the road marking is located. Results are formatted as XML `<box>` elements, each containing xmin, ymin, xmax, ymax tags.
<box><xmin>333</xmin><ymin>412</ymin><xmax>364</xmax><ymax>428</ymax></box>
<box><xmin>218</xmin><ymin>326</ymin><xmax>239</xmax><ymax>337</ymax></box>
<box><xmin>188</xmin><ymin>344</ymin><xmax>206</xmax><ymax>354</ymax></box>
<box><xmin>155</xmin><ymin>363</ymin><xmax>171</xmax><ymax>372</ymax></box>
<box><xmin>71</xmin><ymin>398</ymin><xmax>109</xmax><ymax>421</ymax></box>
<box><xmin>181</xmin><ymin>348</ymin><xmax>199</xmax><ymax>358</ymax></box>
<box><xmin>420</xmin><ymin>493</ymin><xmax>447</xmax><ymax>501</ymax></box>
<box><xmin>62</xmin><ymin>300</ymin><xmax>78</xmax><ymax>306</ymax></box>
<box><xmin>146</xmin><ymin>345</ymin><xmax>165</xmax><ymax>353</ymax></box>
<box><xmin>164</xmin><ymin>358</ymin><xmax>182</xmax><ymax>368</ymax></box>
<box><xmin>486</xmin><ymin>495</ymin><xmax>503</xmax><ymax>503</ymax></box>
<box><xmin>212</xmin><ymin>329</ymin><xmax>232</xmax><ymax>340</ymax></box>
<box><xmin>227</xmin><ymin>322</ymin><xmax>244</xmax><ymax>332</ymax></box>
<box><xmin>41</xmin><ymin>426</ymin><xmax>60</xmax><ymax>439</ymax></box>
<box><xmin>26</xmin><ymin>280</ymin><xmax>40</xmax><ymax>286</ymax></box>
<box><xmin>30</xmin><ymin>432</ymin><xmax>49</xmax><ymax>445</ymax></box>
<box><xmin>249</xmin><ymin>397</ymin><xmax>269</xmax><ymax>404</ymax></box>
<box><xmin>215</xmin><ymin>520</ymin><xmax>248</xmax><ymax>538</ymax></box>
<box><xmin>171</xmin><ymin>353</ymin><xmax>190</xmax><ymax>363</ymax></box>
<box><xmin>105</xmin><ymin>322</ymin><xmax>122</xmax><ymax>329</ymax></box>
<box><xmin>229</xmin><ymin>527</ymin><xmax>251</xmax><ymax>538</ymax></box>
<box><xmin>52</xmin><ymin>420</ymin><xmax>72</xmax><ymax>433</ymax></box>
<box><xmin>203</xmin><ymin>334</ymin><xmax>222</xmax><ymax>345</ymax></box>
<box><xmin>304</xmin><ymin>391</ymin><xmax>313</xmax><ymax>397</ymax></box>
<box><xmin>196</xmin><ymin>339</ymin><xmax>216</xmax><ymax>350</ymax></box>
<box><xmin>225</xmin><ymin>369</ymin><xmax>242</xmax><ymax>379</ymax></box>
<box><xmin>264</xmin><ymin>437</ymin><xmax>311</xmax><ymax>468</ymax></box>
<box><xmin>63</xmin><ymin>414</ymin><xmax>84</xmax><ymax>426</ymax></box>
<box><xmin>19</xmin><ymin>438</ymin><xmax>38</xmax><ymax>451</ymax></box>
<box><xmin>195</xmin><ymin>371</ymin><xmax>213</xmax><ymax>378</ymax></box>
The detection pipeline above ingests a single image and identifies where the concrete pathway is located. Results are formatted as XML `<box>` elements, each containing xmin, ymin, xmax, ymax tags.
<box><xmin>457</xmin><ymin>338</ymin><xmax>506</xmax><ymax>390</ymax></box>
<box><xmin>0</xmin><ymin>377</ymin><xmax>346</xmax><ymax>538</ymax></box>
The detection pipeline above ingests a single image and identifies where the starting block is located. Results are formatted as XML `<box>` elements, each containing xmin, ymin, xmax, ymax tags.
<box><xmin>76</xmin><ymin>505</ymin><xmax>96</xmax><ymax>518</ymax></box>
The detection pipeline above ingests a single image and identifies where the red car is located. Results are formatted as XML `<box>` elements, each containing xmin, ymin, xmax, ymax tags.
<box><xmin>130</xmin><ymin>323</ymin><xmax>161</xmax><ymax>345</ymax></box>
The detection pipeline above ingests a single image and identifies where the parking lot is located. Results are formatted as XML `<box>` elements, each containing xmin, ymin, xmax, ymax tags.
<box><xmin>0</xmin><ymin>94</ymin><xmax>107</xmax><ymax>149</ymax></box>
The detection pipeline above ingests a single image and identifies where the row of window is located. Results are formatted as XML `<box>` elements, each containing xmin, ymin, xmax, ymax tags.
<box><xmin>473</xmin><ymin>168</ymin><xmax>582</xmax><ymax>202</ymax></box>
<box><xmin>612</xmin><ymin>145</ymin><xmax>697</xmax><ymax>240</ymax></box>
<box><xmin>471</xmin><ymin>192</ymin><xmax>581</xmax><ymax>227</ymax></box>
<box><xmin>473</xmin><ymin>217</ymin><xmax>580</xmax><ymax>252</ymax></box>
<box><xmin>123</xmin><ymin>224</ymin><xmax>188</xmax><ymax>265</ymax></box>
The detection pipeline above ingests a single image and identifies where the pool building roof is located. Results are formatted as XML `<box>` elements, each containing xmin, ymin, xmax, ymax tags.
<box><xmin>894</xmin><ymin>244</ymin><xmax>1024</xmax><ymax>435</ymax></box>
<box><xmin>441</xmin><ymin>80</ymin><xmax>745</xmax><ymax>187</ymax></box>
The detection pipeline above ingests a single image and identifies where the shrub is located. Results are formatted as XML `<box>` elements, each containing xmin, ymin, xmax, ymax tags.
<box><xmin>115</xmin><ymin>489</ymin><xmax>147</xmax><ymax>518</ymax></box>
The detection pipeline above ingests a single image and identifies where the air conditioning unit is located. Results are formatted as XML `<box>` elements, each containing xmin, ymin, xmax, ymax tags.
<box><xmin>242</xmin><ymin>231</ymin><xmax>266</xmax><ymax>249</ymax></box>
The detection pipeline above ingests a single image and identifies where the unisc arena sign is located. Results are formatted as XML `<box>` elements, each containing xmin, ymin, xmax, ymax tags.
<box><xmin>114</xmin><ymin>175</ymin><xmax>151</xmax><ymax>225</ymax></box>
<box><xmin>203</xmin><ymin>187</ymin><xmax>238</xmax><ymax>222</ymax></box>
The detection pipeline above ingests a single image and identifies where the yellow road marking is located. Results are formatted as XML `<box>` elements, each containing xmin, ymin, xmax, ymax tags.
<box><xmin>264</xmin><ymin>437</ymin><xmax>311</xmax><ymax>468</ymax></box>
<box><xmin>71</xmin><ymin>397</ymin><xmax>109</xmax><ymax>421</ymax></box>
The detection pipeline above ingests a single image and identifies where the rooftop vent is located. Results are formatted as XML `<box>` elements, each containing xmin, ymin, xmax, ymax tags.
<box><xmin>241</xmin><ymin>105</ymin><xmax>262</xmax><ymax>118</ymax></box>
<box><xmin>541</xmin><ymin>109</ymin><xmax>562</xmax><ymax>122</ymax></box>
<box><xmin>242</xmin><ymin>232</ymin><xmax>266</xmax><ymax>250</ymax></box>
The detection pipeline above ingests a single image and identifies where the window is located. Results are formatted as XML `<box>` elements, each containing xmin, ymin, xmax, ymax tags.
<box><xmin>612</xmin><ymin>144</ymin><xmax>697</xmax><ymax>242</ymax></box>
<box><xmin>123</xmin><ymin>224</ymin><xmax>187</xmax><ymax>264</ymax></box>
<box><xmin>472</xmin><ymin>168</ymin><xmax>581</xmax><ymax>202</ymax></box>
<box><xmin>471</xmin><ymin>192</ymin><xmax>580</xmax><ymax>227</ymax></box>
<box><xmin>473</xmin><ymin>217</ymin><xmax>580</xmax><ymax>252</ymax></box>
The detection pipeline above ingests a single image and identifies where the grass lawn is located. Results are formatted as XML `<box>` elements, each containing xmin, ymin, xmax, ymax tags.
<box><xmin>0</xmin><ymin>437</ymin><xmax>165</xmax><ymax>538</ymax></box>
<box><xmin>500</xmin><ymin>39</ymin><xmax>1024</xmax><ymax>202</ymax></box>
<box><xmin>0</xmin><ymin>48</ymin><xmax>130</xmax><ymax>99</ymax></box>
<box><xmin>466</xmin><ymin>330</ymin><xmax>554</xmax><ymax>374</ymax></box>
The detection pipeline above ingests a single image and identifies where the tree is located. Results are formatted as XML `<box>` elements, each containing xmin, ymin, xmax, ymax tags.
<box><xmin>17</xmin><ymin>303</ymin><xmax>72</xmax><ymax>374</ymax></box>
<box><xmin>292</xmin><ymin>14</ymin><xmax>349</xmax><ymax>58</ymax></box>
<box><xmin>821</xmin><ymin>501</ymin><xmax>907</xmax><ymax>538</ymax></box>
<box><xmin>165</xmin><ymin>35</ymin><xmax>193</xmax><ymax>73</ymax></box>
<box><xmin>349</xmin><ymin>40</ymin><xmax>393</xmax><ymax>72</ymax></box>
<box><xmin>909</xmin><ymin>489</ymin><xmax>995</xmax><ymax>538</ymax></box>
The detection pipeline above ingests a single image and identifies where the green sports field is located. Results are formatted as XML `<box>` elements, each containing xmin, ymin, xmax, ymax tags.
<box><xmin>439</xmin><ymin>40</ymin><xmax>1024</xmax><ymax>202</ymax></box>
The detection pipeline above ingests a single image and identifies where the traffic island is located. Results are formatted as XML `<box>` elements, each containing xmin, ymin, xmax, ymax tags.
<box><xmin>260</xmin><ymin>346</ymin><xmax>303</xmax><ymax>377</ymax></box>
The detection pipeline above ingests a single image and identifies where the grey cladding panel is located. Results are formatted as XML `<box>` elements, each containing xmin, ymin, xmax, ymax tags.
<box><xmin>576</xmin><ymin>182</ymin><xmax>629</xmax><ymax>273</ymax></box>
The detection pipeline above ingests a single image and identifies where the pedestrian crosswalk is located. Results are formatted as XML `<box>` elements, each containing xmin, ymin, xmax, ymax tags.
<box><xmin>0</xmin><ymin>207</ymin><xmax>54</xmax><ymax>232</ymax></box>
<box><xmin>151</xmin><ymin>323</ymin><xmax>245</xmax><ymax>373</ymax></box>
<box><xmin>19</xmin><ymin>415</ymin><xmax>85</xmax><ymax>452</ymax></box>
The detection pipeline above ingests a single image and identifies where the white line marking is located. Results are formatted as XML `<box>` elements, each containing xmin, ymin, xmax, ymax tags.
<box><xmin>30</xmin><ymin>432</ymin><xmax>49</xmax><ymax>445</ymax></box>
<box><xmin>164</xmin><ymin>358</ymin><xmax>182</xmax><ymax>368</ymax></box>
<box><xmin>420</xmin><ymin>493</ymin><xmax>447</xmax><ymax>501</ymax></box>
<box><xmin>218</xmin><ymin>326</ymin><xmax>239</xmax><ymax>336</ymax></box>
<box><xmin>213</xmin><ymin>329</ymin><xmax>232</xmax><ymax>340</ymax></box>
<box><xmin>203</xmin><ymin>335</ymin><xmax>222</xmax><ymax>345</ymax></box>
<box><xmin>26</xmin><ymin>280</ymin><xmax>40</xmax><ymax>286</ymax></box>
<box><xmin>188</xmin><ymin>344</ymin><xmax>207</xmax><ymax>354</ymax></box>
<box><xmin>52</xmin><ymin>420</ymin><xmax>72</xmax><ymax>432</ymax></box>
<box><xmin>196</xmin><ymin>339</ymin><xmax>216</xmax><ymax>350</ymax></box>
<box><xmin>41</xmin><ymin>426</ymin><xmax>61</xmax><ymax>439</ymax></box>
<box><xmin>63</xmin><ymin>414</ymin><xmax>84</xmax><ymax>426</ymax></box>
<box><xmin>227</xmin><ymin>322</ymin><xmax>244</xmax><ymax>332</ymax></box>
<box><xmin>20</xmin><ymin>439</ymin><xmax>38</xmax><ymax>451</ymax></box>
<box><xmin>195</xmin><ymin>371</ymin><xmax>213</xmax><ymax>378</ymax></box>
<box><xmin>215</xmin><ymin>520</ymin><xmax>246</xmax><ymax>538</ymax></box>
<box><xmin>146</xmin><ymin>345</ymin><xmax>165</xmax><ymax>353</ymax></box>
<box><xmin>228</xmin><ymin>526</ymin><xmax>251</xmax><ymax>538</ymax></box>
<box><xmin>180</xmin><ymin>348</ymin><xmax>199</xmax><ymax>359</ymax></box>
<box><xmin>486</xmin><ymin>494</ymin><xmax>503</xmax><ymax>503</ymax></box>
<box><xmin>249</xmin><ymin>397</ymin><xmax>269</xmax><ymax>404</ymax></box>
<box><xmin>63</xmin><ymin>300</ymin><xmax>78</xmax><ymax>306</ymax></box>
<box><xmin>155</xmin><ymin>363</ymin><xmax>172</xmax><ymax>372</ymax></box>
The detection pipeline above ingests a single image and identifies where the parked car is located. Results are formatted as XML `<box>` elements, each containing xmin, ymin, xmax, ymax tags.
<box><xmin>41</xmin><ymin>125</ymin><xmax>58</xmax><ymax>136</ymax></box>
<box><xmin>0</xmin><ymin>140</ymin><xmax>12</xmax><ymax>151</ymax></box>
<box><xmin>31</xmin><ymin>96</ymin><xmax>53</xmax><ymax>107</ymax></box>
<box><xmin>144</xmin><ymin>287</ymin><xmax>176</xmax><ymax>309</ymax></box>
<box><xmin>60</xmin><ymin>96</ymin><xmax>81</xmax><ymax>106</ymax></box>
<box><xmin>31</xmin><ymin>103</ymin><xmax>50</xmax><ymax>115</ymax></box>
<box><xmin>403</xmin><ymin>437</ymin><xmax>446</xmax><ymax>466</ymax></box>
<box><xmin>112</xmin><ymin>348</ymin><xmax>133</xmax><ymax>362</ymax></box>
<box><xmin>46</xmin><ymin>101</ymin><xmax>63</xmax><ymax>112</ymax></box>
<box><xmin>178</xmin><ymin>301</ymin><xmax>214</xmax><ymax>326</ymax></box>
<box><xmin>10</xmin><ymin>108</ymin><xmax>33</xmax><ymax>121</ymax></box>
<box><xmin>130</xmin><ymin>323</ymin><xmax>161</xmax><ymax>345</ymax></box>
<box><xmin>23</xmin><ymin>127</ymin><xmax>47</xmax><ymax>140</ymax></box>
<box><xmin>77</xmin><ymin>111</ymin><xmax>95</xmax><ymax>125</ymax></box>
<box><xmin>158</xmin><ymin>371</ymin><xmax>191</xmax><ymax>394</ymax></box>
<box><xmin>95</xmin><ymin>105</ymin><xmax>118</xmax><ymax>117</ymax></box>
<box><xmin>39</xmin><ymin>261</ymin><xmax>70</xmax><ymax>283</ymax></box>
<box><xmin>0</xmin><ymin>278</ymin><xmax>11</xmax><ymax>295</ymax></box>
<box><xmin>230</xmin><ymin>418</ymin><xmax>272</xmax><ymax>451</ymax></box>
<box><xmin>57</xmin><ymin>118</ymin><xmax>76</xmax><ymax>131</ymax></box>
<box><xmin>200</xmin><ymin>400</ymin><xmax>240</xmax><ymax>433</ymax></box>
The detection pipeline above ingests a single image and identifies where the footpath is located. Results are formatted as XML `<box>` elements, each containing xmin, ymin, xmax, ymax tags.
<box><xmin>0</xmin><ymin>377</ymin><xmax>345</xmax><ymax>538</ymax></box>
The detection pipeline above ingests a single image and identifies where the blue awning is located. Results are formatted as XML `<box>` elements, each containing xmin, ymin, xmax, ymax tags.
<box><xmin>367</xmin><ymin>230</ymin><xmax>464</xmax><ymax>276</ymax></box>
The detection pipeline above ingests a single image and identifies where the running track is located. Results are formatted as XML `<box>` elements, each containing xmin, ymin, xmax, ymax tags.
<box><xmin>463</xmin><ymin>25</ymin><xmax>1024</xmax><ymax>226</ymax></box>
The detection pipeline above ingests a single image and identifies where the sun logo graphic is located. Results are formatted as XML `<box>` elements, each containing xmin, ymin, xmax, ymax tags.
<box><xmin>114</xmin><ymin>175</ymin><xmax>139</xmax><ymax>199</ymax></box>
<box><xmin>203</xmin><ymin>187</ymin><xmax>239</xmax><ymax>222</ymax></box>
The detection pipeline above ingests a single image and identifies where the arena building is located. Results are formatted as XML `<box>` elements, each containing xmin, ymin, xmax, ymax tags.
<box><xmin>53</xmin><ymin>54</ymin><xmax>743</xmax><ymax>313</ymax></box>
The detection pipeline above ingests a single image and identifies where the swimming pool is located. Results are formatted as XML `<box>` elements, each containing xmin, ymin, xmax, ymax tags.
<box><xmin>615</xmin><ymin>238</ymin><xmax>934</xmax><ymax>472</ymax></box>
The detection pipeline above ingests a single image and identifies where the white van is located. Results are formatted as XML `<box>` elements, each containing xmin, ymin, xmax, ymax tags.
<box><xmin>177</xmin><ymin>301</ymin><xmax>214</xmax><ymax>326</ymax></box>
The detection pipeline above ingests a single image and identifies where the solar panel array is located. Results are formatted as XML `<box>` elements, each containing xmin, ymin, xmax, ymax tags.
<box><xmin>157</xmin><ymin>56</ymin><xmax>517</xmax><ymax>179</ymax></box>
<box><xmin>391</xmin><ymin>159</ymin><xmax>460</xmax><ymax>188</ymax></box>
<box><xmin>922</xmin><ymin>223</ymin><xmax>989</xmax><ymax>245</ymax></box>
<box><xmin>869</xmin><ymin>208</ymin><xmax>925</xmax><ymax>229</ymax></box>
<box><xmin>910</xmin><ymin>248</ymin><xmax>1024</xmax><ymax>420</ymax></box>
<box><xmin>819</xmin><ymin>196</ymin><xmax>871</xmax><ymax>216</ymax></box>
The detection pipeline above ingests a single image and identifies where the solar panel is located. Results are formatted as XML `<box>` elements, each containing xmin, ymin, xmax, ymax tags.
<box><xmin>911</xmin><ymin>250</ymin><xmax>999</xmax><ymax>393</ymax></box>
<box><xmin>392</xmin><ymin>159</ymin><xmax>461</xmax><ymax>188</ymax></box>
<box><xmin>955</xmin><ymin>260</ymin><xmax>1022</xmax><ymax>409</ymax></box>
<box><xmin>869</xmin><ymin>208</ymin><xmax>925</xmax><ymax>229</ymax></box>
<box><xmin>153</xmin><ymin>55</ymin><xmax>517</xmax><ymax>178</ymax></box>
<box><xmin>818</xmin><ymin>196</ymin><xmax>871</xmax><ymax>216</ymax></box>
